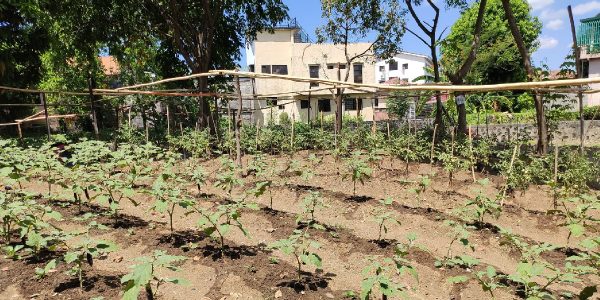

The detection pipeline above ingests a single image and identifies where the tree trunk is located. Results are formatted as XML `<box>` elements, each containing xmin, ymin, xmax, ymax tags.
<box><xmin>196</xmin><ymin>75</ymin><xmax>215</xmax><ymax>134</ymax></box>
<box><xmin>501</xmin><ymin>0</ymin><xmax>547</xmax><ymax>154</ymax></box>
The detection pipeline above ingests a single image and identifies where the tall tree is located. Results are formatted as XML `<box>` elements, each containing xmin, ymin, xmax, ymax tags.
<box><xmin>316</xmin><ymin>0</ymin><xmax>405</xmax><ymax>133</ymax></box>
<box><xmin>142</xmin><ymin>0</ymin><xmax>289</xmax><ymax>134</ymax></box>
<box><xmin>500</xmin><ymin>0</ymin><xmax>547</xmax><ymax>154</ymax></box>
<box><xmin>404</xmin><ymin>0</ymin><xmax>467</xmax><ymax>132</ymax></box>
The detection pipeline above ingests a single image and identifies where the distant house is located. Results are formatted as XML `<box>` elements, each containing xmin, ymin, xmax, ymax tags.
<box><xmin>245</xmin><ymin>19</ymin><xmax>431</xmax><ymax>125</ymax></box>
<box><xmin>577</xmin><ymin>14</ymin><xmax>600</xmax><ymax>107</ymax></box>
<box><xmin>99</xmin><ymin>56</ymin><xmax>121</xmax><ymax>88</ymax></box>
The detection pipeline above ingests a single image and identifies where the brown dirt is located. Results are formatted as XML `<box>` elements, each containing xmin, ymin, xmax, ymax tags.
<box><xmin>2</xmin><ymin>151</ymin><xmax>599</xmax><ymax>299</ymax></box>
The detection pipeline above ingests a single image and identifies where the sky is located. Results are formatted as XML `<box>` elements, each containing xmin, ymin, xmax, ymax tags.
<box><xmin>241</xmin><ymin>0</ymin><xmax>600</xmax><ymax>71</ymax></box>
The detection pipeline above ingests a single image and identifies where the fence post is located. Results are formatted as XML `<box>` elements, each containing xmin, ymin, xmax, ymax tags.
<box><xmin>40</xmin><ymin>92</ymin><xmax>51</xmax><ymax>140</ymax></box>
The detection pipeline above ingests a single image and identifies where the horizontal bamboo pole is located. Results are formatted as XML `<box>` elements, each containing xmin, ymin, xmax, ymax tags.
<box><xmin>211</xmin><ymin>70</ymin><xmax>600</xmax><ymax>92</ymax></box>
<box><xmin>114</xmin><ymin>72</ymin><xmax>214</xmax><ymax>90</ymax></box>
<box><xmin>0</xmin><ymin>122</ymin><xmax>19</xmax><ymax>127</ymax></box>
<box><xmin>93</xmin><ymin>89</ymin><xmax>220</xmax><ymax>97</ymax></box>
<box><xmin>16</xmin><ymin>114</ymin><xmax>78</xmax><ymax>123</ymax></box>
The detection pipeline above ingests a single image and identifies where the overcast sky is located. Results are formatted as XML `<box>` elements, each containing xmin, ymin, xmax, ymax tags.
<box><xmin>242</xmin><ymin>0</ymin><xmax>600</xmax><ymax>71</ymax></box>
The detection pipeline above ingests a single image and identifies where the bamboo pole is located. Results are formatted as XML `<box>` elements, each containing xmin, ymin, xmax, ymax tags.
<box><xmin>387</xmin><ymin>122</ymin><xmax>391</xmax><ymax>141</ymax></box>
<box><xmin>17</xmin><ymin>122</ymin><xmax>22</xmax><ymax>139</ymax></box>
<box><xmin>211</xmin><ymin>69</ymin><xmax>600</xmax><ymax>92</ymax></box>
<box><xmin>114</xmin><ymin>72</ymin><xmax>214</xmax><ymax>90</ymax></box>
<box><xmin>430</xmin><ymin>124</ymin><xmax>438</xmax><ymax>164</ymax></box>
<box><xmin>234</xmin><ymin>75</ymin><xmax>243</xmax><ymax>168</ymax></box>
<box><xmin>291</xmin><ymin>112</ymin><xmax>295</xmax><ymax>153</ymax></box>
<box><xmin>502</xmin><ymin>143</ymin><xmax>519</xmax><ymax>204</ymax></box>
<box><xmin>468</xmin><ymin>126</ymin><xmax>476</xmax><ymax>183</ymax></box>
<box><xmin>166</xmin><ymin>105</ymin><xmax>171</xmax><ymax>136</ymax></box>
<box><xmin>88</xmin><ymin>77</ymin><xmax>99</xmax><ymax>139</ymax></box>
<box><xmin>16</xmin><ymin>114</ymin><xmax>78</xmax><ymax>123</ymax></box>
<box><xmin>553</xmin><ymin>144</ymin><xmax>559</xmax><ymax>209</ymax></box>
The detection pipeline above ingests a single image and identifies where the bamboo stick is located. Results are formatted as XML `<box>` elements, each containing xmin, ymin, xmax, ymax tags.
<box><xmin>468</xmin><ymin>126</ymin><xmax>476</xmax><ymax>183</ymax></box>
<box><xmin>430</xmin><ymin>123</ymin><xmax>438</xmax><ymax>164</ymax></box>
<box><xmin>114</xmin><ymin>72</ymin><xmax>214</xmax><ymax>90</ymax></box>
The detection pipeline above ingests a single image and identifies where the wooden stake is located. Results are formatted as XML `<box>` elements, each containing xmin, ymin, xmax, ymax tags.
<box><xmin>40</xmin><ymin>92</ymin><xmax>51</xmax><ymax>140</ymax></box>
<box><xmin>166</xmin><ymin>104</ymin><xmax>171</xmax><ymax>136</ymax></box>
<box><xmin>568</xmin><ymin>5</ymin><xmax>585</xmax><ymax>155</ymax></box>
<box><xmin>430</xmin><ymin>124</ymin><xmax>438</xmax><ymax>164</ymax></box>
<box><xmin>553</xmin><ymin>144</ymin><xmax>559</xmax><ymax>209</ymax></box>
<box><xmin>17</xmin><ymin>122</ymin><xmax>23</xmax><ymax>139</ymax></box>
<box><xmin>468</xmin><ymin>126</ymin><xmax>476</xmax><ymax>183</ymax></box>
<box><xmin>291</xmin><ymin>112</ymin><xmax>295</xmax><ymax>153</ymax></box>
<box><xmin>234</xmin><ymin>75</ymin><xmax>243</xmax><ymax>168</ymax></box>
<box><xmin>502</xmin><ymin>143</ymin><xmax>519</xmax><ymax>204</ymax></box>
<box><xmin>255</xmin><ymin>121</ymin><xmax>260</xmax><ymax>150</ymax></box>
<box><xmin>145</xmin><ymin>124</ymin><xmax>149</xmax><ymax>143</ymax></box>
<box><xmin>387</xmin><ymin>122</ymin><xmax>391</xmax><ymax>141</ymax></box>
<box><xmin>88</xmin><ymin>76</ymin><xmax>99</xmax><ymax>139</ymax></box>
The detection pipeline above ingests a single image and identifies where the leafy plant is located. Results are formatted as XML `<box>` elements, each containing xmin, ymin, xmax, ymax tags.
<box><xmin>150</xmin><ymin>165</ymin><xmax>195</xmax><ymax>236</ymax></box>
<box><xmin>297</xmin><ymin>191</ymin><xmax>327</xmax><ymax>226</ymax></box>
<box><xmin>410</xmin><ymin>175</ymin><xmax>431</xmax><ymax>203</ymax></box>
<box><xmin>214</xmin><ymin>157</ymin><xmax>243</xmax><ymax>197</ymax></box>
<box><xmin>459</xmin><ymin>179</ymin><xmax>502</xmax><ymax>224</ymax></box>
<box><xmin>250</xmin><ymin>180</ymin><xmax>274</xmax><ymax>210</ymax></box>
<box><xmin>121</xmin><ymin>250</ymin><xmax>188</xmax><ymax>300</ymax></box>
<box><xmin>360</xmin><ymin>234</ymin><xmax>418</xmax><ymax>300</ymax></box>
<box><xmin>343</xmin><ymin>151</ymin><xmax>373</xmax><ymax>196</ymax></box>
<box><xmin>558</xmin><ymin>194</ymin><xmax>599</xmax><ymax>242</ymax></box>
<box><xmin>190</xmin><ymin>166</ymin><xmax>207</xmax><ymax>193</ymax></box>
<box><xmin>268</xmin><ymin>228</ymin><xmax>323</xmax><ymax>281</ymax></box>
<box><xmin>191</xmin><ymin>199</ymin><xmax>258</xmax><ymax>251</ymax></box>
<box><xmin>371</xmin><ymin>198</ymin><xmax>399</xmax><ymax>242</ymax></box>
<box><xmin>435</xmin><ymin>220</ymin><xmax>477</xmax><ymax>269</ymax></box>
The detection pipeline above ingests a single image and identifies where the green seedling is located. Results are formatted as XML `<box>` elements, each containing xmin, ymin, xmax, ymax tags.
<box><xmin>372</xmin><ymin>198</ymin><xmax>399</xmax><ymax>242</ymax></box>
<box><xmin>343</xmin><ymin>151</ymin><xmax>373</xmax><ymax>196</ymax></box>
<box><xmin>269</xmin><ymin>228</ymin><xmax>323</xmax><ymax>281</ymax></box>
<box><xmin>250</xmin><ymin>180</ymin><xmax>274</xmax><ymax>210</ymax></box>
<box><xmin>297</xmin><ymin>191</ymin><xmax>327</xmax><ymax>226</ymax></box>
<box><xmin>190</xmin><ymin>166</ymin><xmax>207</xmax><ymax>193</ymax></box>
<box><xmin>150</xmin><ymin>166</ymin><xmax>195</xmax><ymax>236</ymax></box>
<box><xmin>435</xmin><ymin>220</ymin><xmax>477</xmax><ymax>269</ymax></box>
<box><xmin>121</xmin><ymin>250</ymin><xmax>188</xmax><ymax>300</ymax></box>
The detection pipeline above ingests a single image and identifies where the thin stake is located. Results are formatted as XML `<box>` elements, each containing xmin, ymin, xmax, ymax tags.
<box><xmin>430</xmin><ymin>124</ymin><xmax>438</xmax><ymax>164</ymax></box>
<box><xmin>468</xmin><ymin>126</ymin><xmax>476</xmax><ymax>182</ymax></box>
<box><xmin>40</xmin><ymin>92</ymin><xmax>51</xmax><ymax>140</ymax></box>
<box><xmin>502</xmin><ymin>143</ymin><xmax>519</xmax><ymax>205</ymax></box>
<box><xmin>553</xmin><ymin>144</ymin><xmax>559</xmax><ymax>209</ymax></box>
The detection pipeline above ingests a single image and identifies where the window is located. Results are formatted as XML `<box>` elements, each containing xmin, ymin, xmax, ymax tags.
<box><xmin>301</xmin><ymin>100</ymin><xmax>310</xmax><ymax>109</ymax></box>
<box><xmin>344</xmin><ymin>98</ymin><xmax>362</xmax><ymax>110</ymax></box>
<box><xmin>261</xmin><ymin>65</ymin><xmax>272</xmax><ymax>74</ymax></box>
<box><xmin>389</xmin><ymin>60</ymin><xmax>398</xmax><ymax>71</ymax></box>
<box><xmin>339</xmin><ymin>64</ymin><xmax>346</xmax><ymax>69</ymax></box>
<box><xmin>402</xmin><ymin>63</ymin><xmax>408</xmax><ymax>75</ymax></box>
<box><xmin>309</xmin><ymin>65</ymin><xmax>319</xmax><ymax>87</ymax></box>
<box><xmin>379</xmin><ymin>65</ymin><xmax>385</xmax><ymax>72</ymax></box>
<box><xmin>266</xmin><ymin>97</ymin><xmax>277</xmax><ymax>106</ymax></box>
<box><xmin>327</xmin><ymin>64</ymin><xmax>335</xmax><ymax>70</ymax></box>
<box><xmin>374</xmin><ymin>98</ymin><xmax>379</xmax><ymax>107</ymax></box>
<box><xmin>353</xmin><ymin>64</ymin><xmax>363</xmax><ymax>83</ymax></box>
<box><xmin>583</xmin><ymin>61</ymin><xmax>589</xmax><ymax>78</ymax></box>
<box><xmin>318</xmin><ymin>99</ymin><xmax>331</xmax><ymax>112</ymax></box>
<box><xmin>272</xmin><ymin>65</ymin><xmax>288</xmax><ymax>75</ymax></box>
<box><xmin>249</xmin><ymin>64</ymin><xmax>255</xmax><ymax>72</ymax></box>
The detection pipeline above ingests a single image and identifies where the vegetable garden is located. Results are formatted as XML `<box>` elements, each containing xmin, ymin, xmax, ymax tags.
<box><xmin>1</xmin><ymin>123</ymin><xmax>599</xmax><ymax>300</ymax></box>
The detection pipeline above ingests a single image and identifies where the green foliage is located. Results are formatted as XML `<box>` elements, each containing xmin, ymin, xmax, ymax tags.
<box><xmin>168</xmin><ymin>129</ymin><xmax>211</xmax><ymax>159</ymax></box>
<box><xmin>558</xmin><ymin>194</ymin><xmax>600</xmax><ymax>242</ymax></box>
<box><xmin>459</xmin><ymin>180</ymin><xmax>502</xmax><ymax>224</ymax></box>
<box><xmin>436</xmin><ymin>141</ymin><xmax>470</xmax><ymax>186</ymax></box>
<box><xmin>386</xmin><ymin>93</ymin><xmax>411</xmax><ymax>120</ymax></box>
<box><xmin>149</xmin><ymin>165</ymin><xmax>194</xmax><ymax>235</ymax></box>
<box><xmin>297</xmin><ymin>191</ymin><xmax>328</xmax><ymax>226</ymax></box>
<box><xmin>191</xmin><ymin>199</ymin><xmax>258</xmax><ymax>251</ymax></box>
<box><xmin>371</xmin><ymin>198</ymin><xmax>399</xmax><ymax>242</ymax></box>
<box><xmin>214</xmin><ymin>157</ymin><xmax>243</xmax><ymax>197</ymax></box>
<box><xmin>121</xmin><ymin>250</ymin><xmax>188</xmax><ymax>300</ymax></box>
<box><xmin>441</xmin><ymin>0</ymin><xmax>542</xmax><ymax>84</ymax></box>
<box><xmin>343</xmin><ymin>151</ymin><xmax>373</xmax><ymax>196</ymax></box>
<box><xmin>435</xmin><ymin>220</ymin><xmax>476</xmax><ymax>269</ymax></box>
<box><xmin>360</xmin><ymin>234</ymin><xmax>418</xmax><ymax>300</ymax></box>
<box><xmin>269</xmin><ymin>228</ymin><xmax>323</xmax><ymax>281</ymax></box>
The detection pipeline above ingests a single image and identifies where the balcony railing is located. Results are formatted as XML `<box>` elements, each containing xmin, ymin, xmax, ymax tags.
<box><xmin>578</xmin><ymin>15</ymin><xmax>600</xmax><ymax>54</ymax></box>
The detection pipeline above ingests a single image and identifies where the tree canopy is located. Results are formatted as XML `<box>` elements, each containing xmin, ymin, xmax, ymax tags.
<box><xmin>440</xmin><ymin>0</ymin><xmax>542</xmax><ymax>84</ymax></box>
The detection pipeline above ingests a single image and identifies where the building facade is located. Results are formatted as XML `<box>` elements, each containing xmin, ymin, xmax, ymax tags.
<box><xmin>245</xmin><ymin>21</ymin><xmax>430</xmax><ymax>125</ymax></box>
<box><xmin>578</xmin><ymin>14</ymin><xmax>600</xmax><ymax>107</ymax></box>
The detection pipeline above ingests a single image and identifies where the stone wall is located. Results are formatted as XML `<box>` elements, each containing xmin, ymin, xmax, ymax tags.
<box><xmin>367</xmin><ymin>119</ymin><xmax>600</xmax><ymax>145</ymax></box>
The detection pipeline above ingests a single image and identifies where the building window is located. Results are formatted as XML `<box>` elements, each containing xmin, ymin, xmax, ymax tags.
<box><xmin>339</xmin><ymin>64</ymin><xmax>346</xmax><ymax>69</ymax></box>
<box><xmin>278</xmin><ymin>104</ymin><xmax>285</xmax><ymax>110</ymax></box>
<box><xmin>249</xmin><ymin>64</ymin><xmax>255</xmax><ymax>72</ymax></box>
<box><xmin>318</xmin><ymin>99</ymin><xmax>331</xmax><ymax>112</ymax></box>
<box><xmin>583</xmin><ymin>61</ymin><xmax>589</xmax><ymax>78</ymax></box>
<box><xmin>389</xmin><ymin>60</ymin><xmax>398</xmax><ymax>71</ymax></box>
<box><xmin>309</xmin><ymin>65</ymin><xmax>319</xmax><ymax>87</ymax></box>
<box><xmin>266</xmin><ymin>97</ymin><xmax>277</xmax><ymax>106</ymax></box>
<box><xmin>379</xmin><ymin>65</ymin><xmax>385</xmax><ymax>72</ymax></box>
<box><xmin>353</xmin><ymin>64</ymin><xmax>363</xmax><ymax>83</ymax></box>
<box><xmin>327</xmin><ymin>64</ymin><xmax>335</xmax><ymax>70</ymax></box>
<box><xmin>345</xmin><ymin>98</ymin><xmax>363</xmax><ymax>110</ymax></box>
<box><xmin>301</xmin><ymin>100</ymin><xmax>310</xmax><ymax>109</ymax></box>
<box><xmin>374</xmin><ymin>98</ymin><xmax>379</xmax><ymax>107</ymax></box>
<box><xmin>261</xmin><ymin>65</ymin><xmax>272</xmax><ymax>74</ymax></box>
<box><xmin>272</xmin><ymin>65</ymin><xmax>288</xmax><ymax>75</ymax></box>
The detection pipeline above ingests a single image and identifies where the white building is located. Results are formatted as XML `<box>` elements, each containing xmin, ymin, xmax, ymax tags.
<box><xmin>375</xmin><ymin>52</ymin><xmax>431</xmax><ymax>84</ymax></box>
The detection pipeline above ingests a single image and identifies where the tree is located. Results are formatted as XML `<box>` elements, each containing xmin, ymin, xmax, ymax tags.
<box><xmin>316</xmin><ymin>0</ymin><xmax>405</xmax><ymax>133</ymax></box>
<box><xmin>404</xmin><ymin>0</ymin><xmax>468</xmax><ymax>133</ymax></box>
<box><xmin>142</xmin><ymin>0</ymin><xmax>289</xmax><ymax>134</ymax></box>
<box><xmin>500</xmin><ymin>0</ymin><xmax>547</xmax><ymax>154</ymax></box>
<box><xmin>0</xmin><ymin>1</ymin><xmax>49</xmax><ymax>123</ymax></box>
<box><xmin>442</xmin><ymin>0</ymin><xmax>541</xmax><ymax>135</ymax></box>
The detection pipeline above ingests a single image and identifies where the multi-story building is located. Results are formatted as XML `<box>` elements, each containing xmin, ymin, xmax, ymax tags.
<box><xmin>578</xmin><ymin>14</ymin><xmax>600</xmax><ymax>107</ymax></box>
<box><xmin>245</xmin><ymin>19</ymin><xmax>431</xmax><ymax>125</ymax></box>
<box><xmin>375</xmin><ymin>52</ymin><xmax>431</xmax><ymax>84</ymax></box>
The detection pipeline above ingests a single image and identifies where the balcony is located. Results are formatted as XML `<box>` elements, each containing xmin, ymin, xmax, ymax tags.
<box><xmin>578</xmin><ymin>14</ymin><xmax>600</xmax><ymax>58</ymax></box>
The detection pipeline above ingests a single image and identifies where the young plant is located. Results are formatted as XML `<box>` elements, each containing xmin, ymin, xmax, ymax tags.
<box><xmin>436</xmin><ymin>141</ymin><xmax>469</xmax><ymax>186</ymax></box>
<box><xmin>410</xmin><ymin>175</ymin><xmax>431</xmax><ymax>204</ymax></box>
<box><xmin>297</xmin><ymin>191</ymin><xmax>327</xmax><ymax>226</ymax></box>
<box><xmin>268</xmin><ymin>228</ymin><xmax>323</xmax><ymax>281</ymax></box>
<box><xmin>371</xmin><ymin>198</ymin><xmax>399</xmax><ymax>242</ymax></box>
<box><xmin>191</xmin><ymin>200</ymin><xmax>258</xmax><ymax>251</ymax></box>
<box><xmin>558</xmin><ymin>194</ymin><xmax>599</xmax><ymax>242</ymax></box>
<box><xmin>190</xmin><ymin>166</ymin><xmax>207</xmax><ymax>193</ymax></box>
<box><xmin>459</xmin><ymin>180</ymin><xmax>502</xmax><ymax>224</ymax></box>
<box><xmin>343</xmin><ymin>151</ymin><xmax>373</xmax><ymax>196</ymax></box>
<box><xmin>214</xmin><ymin>157</ymin><xmax>243</xmax><ymax>197</ymax></box>
<box><xmin>360</xmin><ymin>234</ymin><xmax>418</xmax><ymax>300</ymax></box>
<box><xmin>150</xmin><ymin>166</ymin><xmax>195</xmax><ymax>236</ymax></box>
<box><xmin>121</xmin><ymin>250</ymin><xmax>188</xmax><ymax>300</ymax></box>
<box><xmin>250</xmin><ymin>180</ymin><xmax>274</xmax><ymax>210</ymax></box>
<box><xmin>435</xmin><ymin>220</ymin><xmax>478</xmax><ymax>269</ymax></box>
